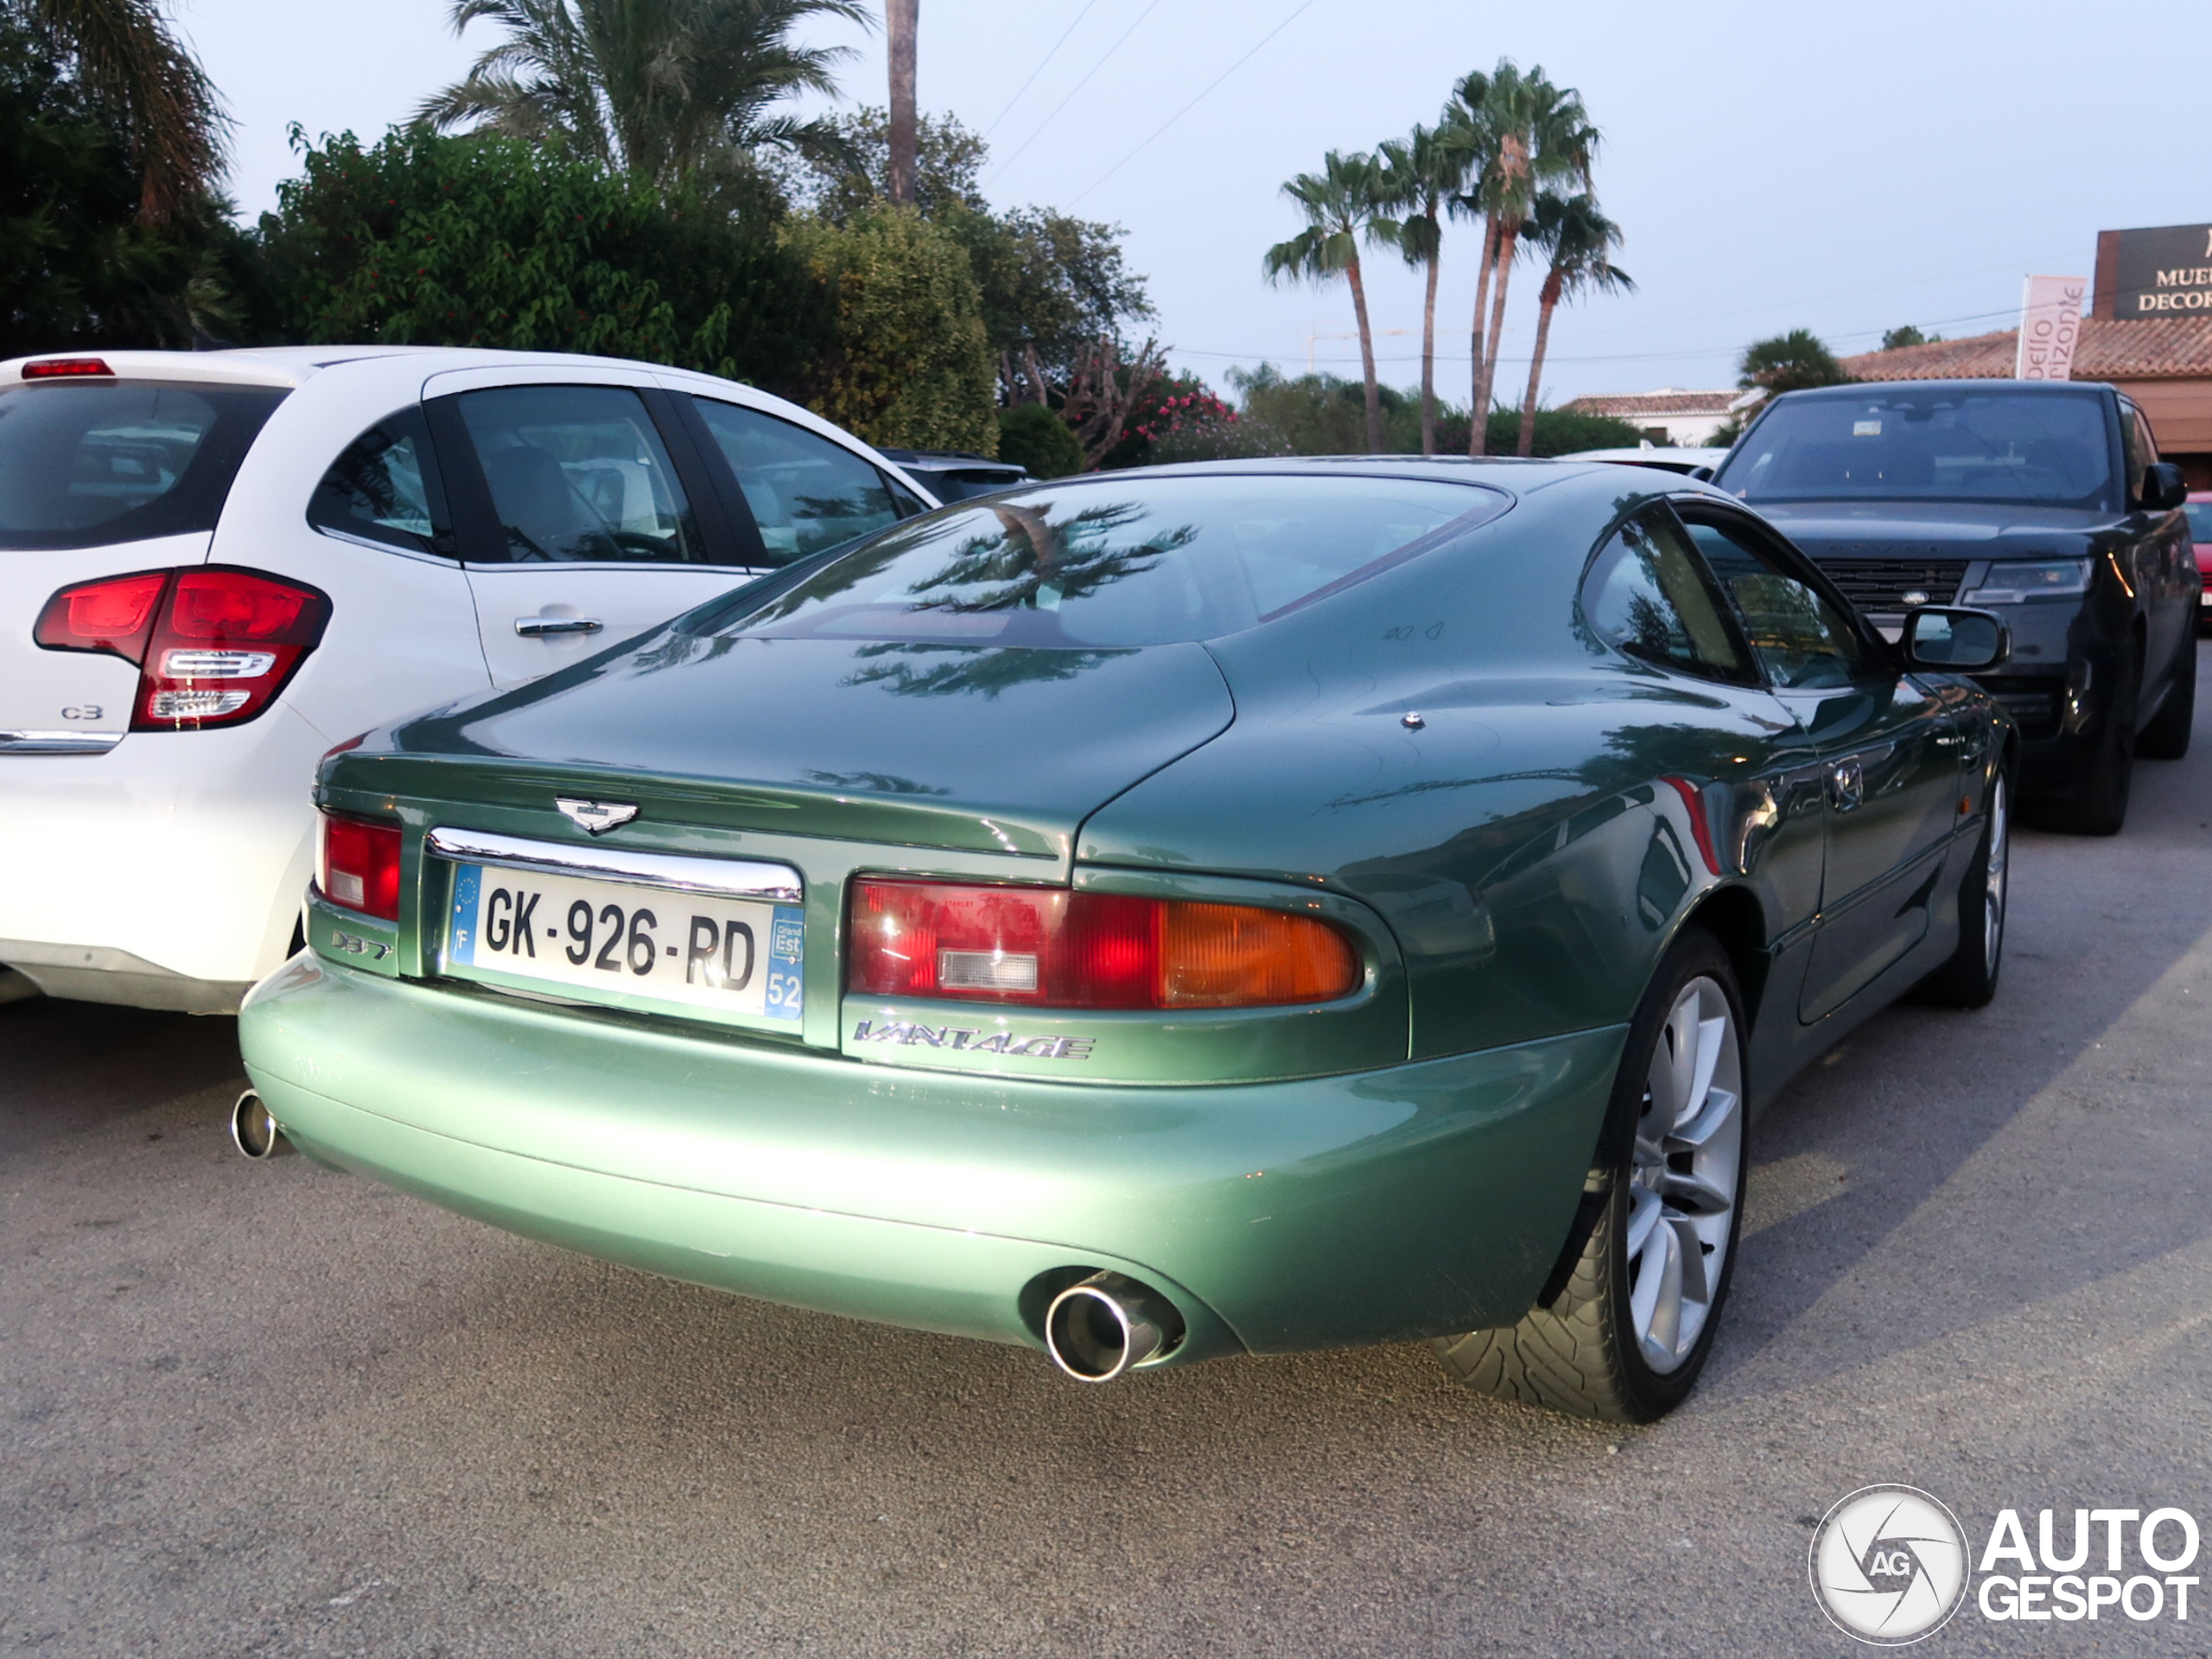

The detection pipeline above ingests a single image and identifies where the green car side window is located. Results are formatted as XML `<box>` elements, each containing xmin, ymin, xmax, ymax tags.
<box><xmin>1683</xmin><ymin>518</ymin><xmax>1870</xmax><ymax>690</ymax></box>
<box><xmin>1584</xmin><ymin>512</ymin><xmax>1753</xmax><ymax>683</ymax></box>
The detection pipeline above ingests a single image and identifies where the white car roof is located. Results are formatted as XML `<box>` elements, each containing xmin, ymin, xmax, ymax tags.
<box><xmin>0</xmin><ymin>345</ymin><xmax>937</xmax><ymax>500</ymax></box>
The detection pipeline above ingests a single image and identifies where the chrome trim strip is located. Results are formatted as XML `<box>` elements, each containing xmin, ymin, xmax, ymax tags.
<box><xmin>424</xmin><ymin>826</ymin><xmax>802</xmax><ymax>903</ymax></box>
<box><xmin>0</xmin><ymin>730</ymin><xmax>125</xmax><ymax>754</ymax></box>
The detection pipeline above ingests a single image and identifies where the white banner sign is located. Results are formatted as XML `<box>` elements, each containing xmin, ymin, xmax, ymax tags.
<box><xmin>2015</xmin><ymin>276</ymin><xmax>2087</xmax><ymax>379</ymax></box>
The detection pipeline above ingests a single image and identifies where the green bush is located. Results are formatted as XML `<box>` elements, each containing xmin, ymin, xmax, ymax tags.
<box><xmin>238</xmin><ymin>127</ymin><xmax>823</xmax><ymax>389</ymax></box>
<box><xmin>995</xmin><ymin>400</ymin><xmax>1084</xmax><ymax>477</ymax></box>
<box><xmin>1149</xmin><ymin>413</ymin><xmax>1293</xmax><ymax>464</ymax></box>
<box><xmin>784</xmin><ymin>207</ymin><xmax>997</xmax><ymax>454</ymax></box>
<box><xmin>1473</xmin><ymin>407</ymin><xmax>1646</xmax><ymax>456</ymax></box>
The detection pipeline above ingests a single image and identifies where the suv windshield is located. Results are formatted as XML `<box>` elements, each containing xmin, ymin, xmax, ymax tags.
<box><xmin>715</xmin><ymin>474</ymin><xmax>1504</xmax><ymax>648</ymax></box>
<box><xmin>1714</xmin><ymin>389</ymin><xmax>2114</xmax><ymax>510</ymax></box>
<box><xmin>0</xmin><ymin>380</ymin><xmax>288</xmax><ymax>550</ymax></box>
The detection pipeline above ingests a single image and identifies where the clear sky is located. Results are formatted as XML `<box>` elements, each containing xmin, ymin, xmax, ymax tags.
<box><xmin>179</xmin><ymin>0</ymin><xmax>2212</xmax><ymax>409</ymax></box>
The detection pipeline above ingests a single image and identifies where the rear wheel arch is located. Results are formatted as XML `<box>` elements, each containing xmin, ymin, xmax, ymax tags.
<box><xmin>1675</xmin><ymin>886</ymin><xmax>1770</xmax><ymax>1034</ymax></box>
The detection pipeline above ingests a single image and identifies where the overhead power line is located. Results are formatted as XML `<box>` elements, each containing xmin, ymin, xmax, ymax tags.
<box><xmin>983</xmin><ymin>0</ymin><xmax>1163</xmax><ymax>186</ymax></box>
<box><xmin>1068</xmin><ymin>0</ymin><xmax>1321</xmax><ymax>207</ymax></box>
<box><xmin>980</xmin><ymin>0</ymin><xmax>1102</xmax><ymax>140</ymax></box>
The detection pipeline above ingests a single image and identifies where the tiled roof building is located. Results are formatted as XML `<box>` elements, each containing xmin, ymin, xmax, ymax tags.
<box><xmin>1840</xmin><ymin>317</ymin><xmax>2212</xmax><ymax>383</ymax></box>
<box><xmin>1559</xmin><ymin>387</ymin><xmax>1764</xmax><ymax>446</ymax></box>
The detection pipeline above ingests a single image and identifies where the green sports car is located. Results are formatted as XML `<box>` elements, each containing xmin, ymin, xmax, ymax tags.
<box><xmin>237</xmin><ymin>459</ymin><xmax>2013</xmax><ymax>1421</ymax></box>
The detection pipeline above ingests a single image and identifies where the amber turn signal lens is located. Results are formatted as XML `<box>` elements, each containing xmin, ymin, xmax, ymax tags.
<box><xmin>1161</xmin><ymin>902</ymin><xmax>1359</xmax><ymax>1007</ymax></box>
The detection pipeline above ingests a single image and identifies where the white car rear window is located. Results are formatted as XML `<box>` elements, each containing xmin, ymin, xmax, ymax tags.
<box><xmin>0</xmin><ymin>380</ymin><xmax>286</xmax><ymax>550</ymax></box>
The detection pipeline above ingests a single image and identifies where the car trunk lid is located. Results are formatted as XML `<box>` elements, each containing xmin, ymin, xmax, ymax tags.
<box><xmin>359</xmin><ymin>634</ymin><xmax>1237</xmax><ymax>860</ymax></box>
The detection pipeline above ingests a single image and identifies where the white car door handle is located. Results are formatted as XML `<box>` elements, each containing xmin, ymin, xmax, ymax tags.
<box><xmin>514</xmin><ymin>616</ymin><xmax>604</xmax><ymax>637</ymax></box>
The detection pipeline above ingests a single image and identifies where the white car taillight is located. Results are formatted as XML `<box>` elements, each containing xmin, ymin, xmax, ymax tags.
<box><xmin>33</xmin><ymin>567</ymin><xmax>330</xmax><ymax>731</ymax></box>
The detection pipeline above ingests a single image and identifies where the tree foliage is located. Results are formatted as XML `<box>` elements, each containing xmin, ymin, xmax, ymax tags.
<box><xmin>1227</xmin><ymin>363</ymin><xmax>1638</xmax><ymax>458</ymax></box>
<box><xmin>0</xmin><ymin>18</ymin><xmax>232</xmax><ymax>356</ymax></box>
<box><xmin>783</xmin><ymin>206</ymin><xmax>997</xmax><ymax>453</ymax></box>
<box><xmin>791</xmin><ymin>108</ymin><xmax>1153</xmax><ymax>394</ymax></box>
<box><xmin>9</xmin><ymin>0</ymin><xmax>227</xmax><ymax>219</ymax></box>
<box><xmin>1738</xmin><ymin>327</ymin><xmax>1851</xmax><ymax>394</ymax></box>
<box><xmin>418</xmin><ymin>0</ymin><xmax>865</xmax><ymax>190</ymax></box>
<box><xmin>1881</xmin><ymin>324</ymin><xmax>1940</xmax><ymax>351</ymax></box>
<box><xmin>238</xmin><ymin>125</ymin><xmax>823</xmax><ymax>386</ymax></box>
<box><xmin>995</xmin><ymin>400</ymin><xmax>1084</xmax><ymax>478</ymax></box>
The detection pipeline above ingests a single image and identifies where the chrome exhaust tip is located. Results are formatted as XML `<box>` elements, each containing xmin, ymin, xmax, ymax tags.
<box><xmin>1044</xmin><ymin>1272</ymin><xmax>1185</xmax><ymax>1382</ymax></box>
<box><xmin>229</xmin><ymin>1089</ymin><xmax>293</xmax><ymax>1160</ymax></box>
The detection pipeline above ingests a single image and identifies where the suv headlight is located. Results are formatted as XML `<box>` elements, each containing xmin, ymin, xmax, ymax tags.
<box><xmin>1961</xmin><ymin>557</ymin><xmax>2092</xmax><ymax>605</ymax></box>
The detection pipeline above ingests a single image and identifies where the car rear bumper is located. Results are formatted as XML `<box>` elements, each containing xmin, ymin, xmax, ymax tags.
<box><xmin>0</xmin><ymin>702</ymin><xmax>326</xmax><ymax>998</ymax></box>
<box><xmin>238</xmin><ymin>953</ymin><xmax>1624</xmax><ymax>1364</ymax></box>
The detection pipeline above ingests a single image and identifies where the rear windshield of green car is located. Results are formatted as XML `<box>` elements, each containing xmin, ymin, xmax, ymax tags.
<box><xmin>717</xmin><ymin>474</ymin><xmax>1506</xmax><ymax>647</ymax></box>
<box><xmin>0</xmin><ymin>380</ymin><xmax>288</xmax><ymax>550</ymax></box>
<box><xmin>1714</xmin><ymin>390</ymin><xmax>2114</xmax><ymax>510</ymax></box>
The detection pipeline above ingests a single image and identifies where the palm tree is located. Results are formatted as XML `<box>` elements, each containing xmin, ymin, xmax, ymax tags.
<box><xmin>11</xmin><ymin>0</ymin><xmax>228</xmax><ymax>220</ymax></box>
<box><xmin>1263</xmin><ymin>150</ymin><xmax>1395</xmax><ymax>454</ymax></box>
<box><xmin>420</xmin><ymin>0</ymin><xmax>868</xmax><ymax>190</ymax></box>
<box><xmin>1452</xmin><ymin>60</ymin><xmax>1597</xmax><ymax>454</ymax></box>
<box><xmin>1376</xmin><ymin>122</ymin><xmax>1469</xmax><ymax>458</ymax></box>
<box><xmin>1515</xmin><ymin>191</ymin><xmax>1633</xmax><ymax>456</ymax></box>
<box><xmin>1441</xmin><ymin>67</ymin><xmax>1498</xmax><ymax>450</ymax></box>
<box><xmin>886</xmin><ymin>0</ymin><xmax>915</xmax><ymax>204</ymax></box>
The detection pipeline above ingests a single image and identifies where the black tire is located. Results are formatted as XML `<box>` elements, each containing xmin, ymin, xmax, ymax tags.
<box><xmin>2034</xmin><ymin>636</ymin><xmax>2139</xmax><ymax>836</ymax></box>
<box><xmin>1434</xmin><ymin>931</ymin><xmax>1747</xmax><ymax>1423</ymax></box>
<box><xmin>1916</xmin><ymin>771</ymin><xmax>2010</xmax><ymax>1009</ymax></box>
<box><xmin>2139</xmin><ymin>633</ymin><xmax>2196</xmax><ymax>760</ymax></box>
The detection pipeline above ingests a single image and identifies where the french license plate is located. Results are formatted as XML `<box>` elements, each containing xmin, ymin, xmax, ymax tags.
<box><xmin>444</xmin><ymin>862</ymin><xmax>803</xmax><ymax>1021</ymax></box>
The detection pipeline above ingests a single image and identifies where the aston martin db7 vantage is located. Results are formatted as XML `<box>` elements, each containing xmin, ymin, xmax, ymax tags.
<box><xmin>236</xmin><ymin>458</ymin><xmax>2013</xmax><ymax>1421</ymax></box>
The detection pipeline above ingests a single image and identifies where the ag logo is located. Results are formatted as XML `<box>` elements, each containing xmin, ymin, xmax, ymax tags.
<box><xmin>1809</xmin><ymin>1484</ymin><xmax>1970</xmax><ymax>1644</ymax></box>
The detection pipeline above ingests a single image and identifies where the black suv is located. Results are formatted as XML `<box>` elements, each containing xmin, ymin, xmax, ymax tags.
<box><xmin>1713</xmin><ymin>379</ymin><xmax>2196</xmax><ymax>833</ymax></box>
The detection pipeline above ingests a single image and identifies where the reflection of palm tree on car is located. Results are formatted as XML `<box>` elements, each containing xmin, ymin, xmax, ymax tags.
<box><xmin>912</xmin><ymin>502</ymin><xmax>1194</xmax><ymax>615</ymax></box>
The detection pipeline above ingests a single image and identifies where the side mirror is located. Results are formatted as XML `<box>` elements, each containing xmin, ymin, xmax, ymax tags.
<box><xmin>1903</xmin><ymin>607</ymin><xmax>2009</xmax><ymax>673</ymax></box>
<box><xmin>2141</xmin><ymin>461</ymin><xmax>2190</xmax><ymax>512</ymax></box>
<box><xmin>1688</xmin><ymin>465</ymin><xmax>1716</xmax><ymax>481</ymax></box>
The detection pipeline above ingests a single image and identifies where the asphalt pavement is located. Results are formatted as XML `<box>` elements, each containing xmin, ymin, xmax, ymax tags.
<box><xmin>5</xmin><ymin>650</ymin><xmax>2211</xmax><ymax>1657</ymax></box>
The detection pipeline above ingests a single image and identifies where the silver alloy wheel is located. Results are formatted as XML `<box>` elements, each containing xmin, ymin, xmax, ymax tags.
<box><xmin>1625</xmin><ymin>975</ymin><xmax>1743</xmax><ymax>1375</ymax></box>
<box><xmin>1982</xmin><ymin>777</ymin><xmax>2009</xmax><ymax>976</ymax></box>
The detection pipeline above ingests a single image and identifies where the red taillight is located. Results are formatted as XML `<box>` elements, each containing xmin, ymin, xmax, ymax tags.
<box><xmin>319</xmin><ymin>811</ymin><xmax>402</xmax><ymax>922</ymax></box>
<box><xmin>34</xmin><ymin>566</ymin><xmax>330</xmax><ymax>731</ymax></box>
<box><xmin>847</xmin><ymin>880</ymin><xmax>1361</xmax><ymax>1010</ymax></box>
<box><xmin>33</xmin><ymin>571</ymin><xmax>168</xmax><ymax>661</ymax></box>
<box><xmin>22</xmin><ymin>357</ymin><xmax>114</xmax><ymax>378</ymax></box>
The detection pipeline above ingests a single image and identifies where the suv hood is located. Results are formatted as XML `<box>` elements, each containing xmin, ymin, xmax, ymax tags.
<box><xmin>355</xmin><ymin>632</ymin><xmax>1236</xmax><ymax>860</ymax></box>
<box><xmin>1755</xmin><ymin>499</ymin><xmax>2118</xmax><ymax>557</ymax></box>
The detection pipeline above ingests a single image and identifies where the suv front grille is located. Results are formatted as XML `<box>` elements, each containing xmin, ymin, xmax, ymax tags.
<box><xmin>1813</xmin><ymin>559</ymin><xmax>1969</xmax><ymax>615</ymax></box>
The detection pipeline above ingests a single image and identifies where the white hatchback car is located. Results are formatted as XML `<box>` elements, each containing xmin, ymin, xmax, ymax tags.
<box><xmin>0</xmin><ymin>346</ymin><xmax>938</xmax><ymax>1012</ymax></box>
